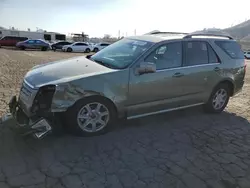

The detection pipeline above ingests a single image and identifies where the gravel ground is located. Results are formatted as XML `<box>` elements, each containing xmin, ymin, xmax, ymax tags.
<box><xmin>0</xmin><ymin>48</ymin><xmax>83</xmax><ymax>116</ymax></box>
<box><xmin>1</xmin><ymin>48</ymin><xmax>250</xmax><ymax>188</ymax></box>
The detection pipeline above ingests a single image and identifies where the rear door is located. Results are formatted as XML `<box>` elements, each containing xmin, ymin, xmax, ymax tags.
<box><xmin>180</xmin><ymin>40</ymin><xmax>222</xmax><ymax>104</ymax></box>
<box><xmin>74</xmin><ymin>43</ymin><xmax>87</xmax><ymax>52</ymax></box>
<box><xmin>26</xmin><ymin>40</ymin><xmax>36</xmax><ymax>49</ymax></box>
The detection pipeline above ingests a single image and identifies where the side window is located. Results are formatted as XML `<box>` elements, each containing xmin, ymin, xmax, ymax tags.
<box><xmin>207</xmin><ymin>44</ymin><xmax>220</xmax><ymax>63</ymax></box>
<box><xmin>27</xmin><ymin>40</ymin><xmax>35</xmax><ymax>44</ymax></box>
<box><xmin>145</xmin><ymin>42</ymin><xmax>182</xmax><ymax>70</ymax></box>
<box><xmin>35</xmin><ymin>40</ymin><xmax>41</xmax><ymax>43</ymax></box>
<box><xmin>75</xmin><ymin>43</ymin><xmax>85</xmax><ymax>46</ymax></box>
<box><xmin>184</xmin><ymin>41</ymin><xmax>208</xmax><ymax>66</ymax></box>
<box><xmin>215</xmin><ymin>41</ymin><xmax>244</xmax><ymax>59</ymax></box>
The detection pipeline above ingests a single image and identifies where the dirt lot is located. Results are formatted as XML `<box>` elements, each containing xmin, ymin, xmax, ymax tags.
<box><xmin>1</xmin><ymin>49</ymin><xmax>250</xmax><ymax>188</ymax></box>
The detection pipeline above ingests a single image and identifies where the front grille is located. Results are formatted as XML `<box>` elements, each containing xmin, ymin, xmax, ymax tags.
<box><xmin>19</xmin><ymin>80</ymin><xmax>37</xmax><ymax>116</ymax></box>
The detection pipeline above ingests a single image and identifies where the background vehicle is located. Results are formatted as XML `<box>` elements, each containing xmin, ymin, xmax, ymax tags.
<box><xmin>9</xmin><ymin>32</ymin><xmax>246</xmax><ymax>138</ymax></box>
<box><xmin>62</xmin><ymin>42</ymin><xmax>92</xmax><ymax>53</ymax></box>
<box><xmin>16</xmin><ymin>39</ymin><xmax>51</xmax><ymax>51</ymax></box>
<box><xmin>244</xmin><ymin>51</ymin><xmax>250</xmax><ymax>59</ymax></box>
<box><xmin>51</xmin><ymin>41</ymin><xmax>72</xmax><ymax>51</ymax></box>
<box><xmin>92</xmin><ymin>42</ymin><xmax>110</xmax><ymax>52</ymax></box>
<box><xmin>0</xmin><ymin>36</ymin><xmax>28</xmax><ymax>47</ymax></box>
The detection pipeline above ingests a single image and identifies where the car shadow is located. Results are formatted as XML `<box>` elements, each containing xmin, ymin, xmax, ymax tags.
<box><xmin>1</xmin><ymin>106</ymin><xmax>249</xmax><ymax>144</ymax></box>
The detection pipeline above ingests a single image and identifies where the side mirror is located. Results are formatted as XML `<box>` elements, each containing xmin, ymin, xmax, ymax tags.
<box><xmin>137</xmin><ymin>62</ymin><xmax>156</xmax><ymax>75</ymax></box>
<box><xmin>86</xmin><ymin>54</ymin><xmax>92</xmax><ymax>59</ymax></box>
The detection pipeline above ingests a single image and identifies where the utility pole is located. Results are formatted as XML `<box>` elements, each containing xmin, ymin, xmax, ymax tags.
<box><xmin>134</xmin><ymin>29</ymin><xmax>136</xmax><ymax>36</ymax></box>
<box><xmin>118</xmin><ymin>30</ymin><xmax>120</xmax><ymax>38</ymax></box>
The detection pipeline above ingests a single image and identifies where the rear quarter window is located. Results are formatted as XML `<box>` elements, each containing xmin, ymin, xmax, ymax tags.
<box><xmin>215</xmin><ymin>41</ymin><xmax>244</xmax><ymax>59</ymax></box>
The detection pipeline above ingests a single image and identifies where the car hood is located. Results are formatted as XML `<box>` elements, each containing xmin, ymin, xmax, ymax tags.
<box><xmin>24</xmin><ymin>56</ymin><xmax>114</xmax><ymax>88</ymax></box>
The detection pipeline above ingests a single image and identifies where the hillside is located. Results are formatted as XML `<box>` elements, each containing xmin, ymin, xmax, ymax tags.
<box><xmin>223</xmin><ymin>20</ymin><xmax>250</xmax><ymax>40</ymax></box>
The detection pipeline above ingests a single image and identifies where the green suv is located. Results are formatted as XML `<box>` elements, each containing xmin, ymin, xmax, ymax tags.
<box><xmin>9</xmin><ymin>32</ymin><xmax>246</xmax><ymax>138</ymax></box>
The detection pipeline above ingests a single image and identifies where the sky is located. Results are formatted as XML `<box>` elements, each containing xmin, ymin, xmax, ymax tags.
<box><xmin>0</xmin><ymin>0</ymin><xmax>250</xmax><ymax>38</ymax></box>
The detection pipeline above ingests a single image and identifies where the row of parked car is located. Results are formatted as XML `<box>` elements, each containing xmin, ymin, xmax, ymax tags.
<box><xmin>244</xmin><ymin>51</ymin><xmax>250</xmax><ymax>59</ymax></box>
<box><xmin>0</xmin><ymin>35</ymin><xmax>110</xmax><ymax>52</ymax></box>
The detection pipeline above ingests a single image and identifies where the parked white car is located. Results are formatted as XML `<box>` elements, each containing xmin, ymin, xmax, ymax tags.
<box><xmin>62</xmin><ymin>42</ymin><xmax>92</xmax><ymax>53</ymax></box>
<box><xmin>244</xmin><ymin>51</ymin><xmax>250</xmax><ymax>59</ymax></box>
<box><xmin>92</xmin><ymin>42</ymin><xmax>110</xmax><ymax>52</ymax></box>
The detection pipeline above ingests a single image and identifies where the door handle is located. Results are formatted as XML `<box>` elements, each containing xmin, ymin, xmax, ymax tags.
<box><xmin>214</xmin><ymin>67</ymin><xmax>221</xmax><ymax>71</ymax></box>
<box><xmin>172</xmin><ymin>72</ymin><xmax>184</xmax><ymax>78</ymax></box>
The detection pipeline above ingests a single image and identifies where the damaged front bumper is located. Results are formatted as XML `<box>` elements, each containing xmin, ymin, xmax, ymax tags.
<box><xmin>9</xmin><ymin>96</ymin><xmax>52</xmax><ymax>139</ymax></box>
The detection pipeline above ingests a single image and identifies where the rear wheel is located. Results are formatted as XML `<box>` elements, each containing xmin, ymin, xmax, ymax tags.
<box><xmin>67</xmin><ymin>47</ymin><xmax>72</xmax><ymax>52</ymax></box>
<box><xmin>20</xmin><ymin>46</ymin><xmax>26</xmax><ymax>50</ymax></box>
<box><xmin>52</xmin><ymin>46</ymin><xmax>56</xmax><ymax>51</ymax></box>
<box><xmin>204</xmin><ymin>83</ymin><xmax>230</xmax><ymax>113</ymax></box>
<box><xmin>85</xmin><ymin>48</ymin><xmax>90</xmax><ymax>53</ymax></box>
<box><xmin>65</xmin><ymin>97</ymin><xmax>117</xmax><ymax>136</ymax></box>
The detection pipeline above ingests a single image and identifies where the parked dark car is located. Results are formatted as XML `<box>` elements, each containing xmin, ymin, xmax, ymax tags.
<box><xmin>16</xmin><ymin>39</ymin><xmax>51</xmax><ymax>51</ymax></box>
<box><xmin>0</xmin><ymin>36</ymin><xmax>28</xmax><ymax>47</ymax></box>
<box><xmin>51</xmin><ymin>41</ymin><xmax>72</xmax><ymax>51</ymax></box>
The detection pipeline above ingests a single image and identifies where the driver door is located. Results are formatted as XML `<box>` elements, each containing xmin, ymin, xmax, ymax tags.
<box><xmin>127</xmin><ymin>41</ymin><xmax>186</xmax><ymax>117</ymax></box>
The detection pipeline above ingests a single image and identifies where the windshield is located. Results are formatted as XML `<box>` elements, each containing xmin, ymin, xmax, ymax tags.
<box><xmin>90</xmin><ymin>38</ymin><xmax>154</xmax><ymax>69</ymax></box>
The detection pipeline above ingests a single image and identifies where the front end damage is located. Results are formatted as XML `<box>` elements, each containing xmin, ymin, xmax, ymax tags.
<box><xmin>9</xmin><ymin>83</ymin><xmax>61</xmax><ymax>139</ymax></box>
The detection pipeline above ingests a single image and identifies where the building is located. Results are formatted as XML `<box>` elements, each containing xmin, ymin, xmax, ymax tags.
<box><xmin>0</xmin><ymin>28</ymin><xmax>66</xmax><ymax>41</ymax></box>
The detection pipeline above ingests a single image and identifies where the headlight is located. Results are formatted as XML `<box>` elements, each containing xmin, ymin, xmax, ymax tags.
<box><xmin>31</xmin><ymin>85</ymin><xmax>56</xmax><ymax>113</ymax></box>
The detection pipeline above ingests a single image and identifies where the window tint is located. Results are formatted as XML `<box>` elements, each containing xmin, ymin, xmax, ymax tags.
<box><xmin>145</xmin><ymin>42</ymin><xmax>182</xmax><ymax>70</ymax></box>
<box><xmin>55</xmin><ymin>34</ymin><xmax>66</xmax><ymax>41</ymax></box>
<box><xmin>215</xmin><ymin>41</ymin><xmax>244</xmax><ymax>59</ymax></box>
<box><xmin>184</xmin><ymin>41</ymin><xmax>208</xmax><ymax>66</ymax></box>
<box><xmin>44</xmin><ymin>34</ymin><xmax>51</xmax><ymax>41</ymax></box>
<box><xmin>75</xmin><ymin>43</ymin><xmax>87</xmax><ymax>46</ymax></box>
<box><xmin>35</xmin><ymin>40</ymin><xmax>42</xmax><ymax>43</ymax></box>
<box><xmin>247</xmin><ymin>52</ymin><xmax>250</xmax><ymax>55</ymax></box>
<box><xmin>27</xmin><ymin>40</ymin><xmax>35</xmax><ymax>44</ymax></box>
<box><xmin>207</xmin><ymin>44</ymin><xmax>220</xmax><ymax>63</ymax></box>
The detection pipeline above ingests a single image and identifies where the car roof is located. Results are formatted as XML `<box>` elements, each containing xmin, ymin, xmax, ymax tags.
<box><xmin>127</xmin><ymin>34</ymin><xmax>185</xmax><ymax>43</ymax></box>
<box><xmin>127</xmin><ymin>31</ymin><xmax>234</xmax><ymax>43</ymax></box>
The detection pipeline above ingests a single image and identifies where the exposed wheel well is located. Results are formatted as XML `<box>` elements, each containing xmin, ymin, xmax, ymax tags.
<box><xmin>217</xmin><ymin>80</ymin><xmax>234</xmax><ymax>96</ymax></box>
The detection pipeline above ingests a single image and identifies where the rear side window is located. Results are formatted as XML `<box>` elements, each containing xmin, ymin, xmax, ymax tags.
<box><xmin>215</xmin><ymin>41</ymin><xmax>244</xmax><ymax>59</ymax></box>
<box><xmin>183</xmin><ymin>41</ymin><xmax>208</xmax><ymax>66</ymax></box>
<box><xmin>207</xmin><ymin>44</ymin><xmax>220</xmax><ymax>63</ymax></box>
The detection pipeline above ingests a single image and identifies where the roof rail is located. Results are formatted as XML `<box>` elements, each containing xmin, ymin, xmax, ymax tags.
<box><xmin>183</xmin><ymin>32</ymin><xmax>234</xmax><ymax>40</ymax></box>
<box><xmin>148</xmin><ymin>31</ymin><xmax>189</xmax><ymax>35</ymax></box>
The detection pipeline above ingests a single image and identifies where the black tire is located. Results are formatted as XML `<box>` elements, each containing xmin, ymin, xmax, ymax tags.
<box><xmin>64</xmin><ymin>97</ymin><xmax>117</xmax><ymax>137</ymax></box>
<box><xmin>52</xmin><ymin>46</ymin><xmax>56</xmax><ymax>51</ymax></box>
<box><xmin>41</xmin><ymin>47</ymin><xmax>48</xmax><ymax>51</ymax></box>
<box><xmin>20</xmin><ymin>46</ymin><xmax>26</xmax><ymax>50</ymax></box>
<box><xmin>93</xmin><ymin>48</ymin><xmax>99</xmax><ymax>52</ymax></box>
<box><xmin>85</xmin><ymin>48</ymin><xmax>90</xmax><ymax>53</ymax></box>
<box><xmin>67</xmin><ymin>47</ymin><xmax>72</xmax><ymax>52</ymax></box>
<box><xmin>204</xmin><ymin>83</ymin><xmax>230</xmax><ymax>113</ymax></box>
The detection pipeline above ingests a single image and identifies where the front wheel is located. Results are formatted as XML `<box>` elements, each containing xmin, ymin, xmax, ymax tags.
<box><xmin>93</xmin><ymin>48</ymin><xmax>99</xmax><ymax>52</ymax></box>
<box><xmin>204</xmin><ymin>83</ymin><xmax>230</xmax><ymax>113</ymax></box>
<box><xmin>65</xmin><ymin>97</ymin><xmax>117</xmax><ymax>136</ymax></box>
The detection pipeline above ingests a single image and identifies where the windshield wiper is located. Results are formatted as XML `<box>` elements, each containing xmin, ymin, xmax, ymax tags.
<box><xmin>90</xmin><ymin>58</ymin><xmax>118</xmax><ymax>69</ymax></box>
